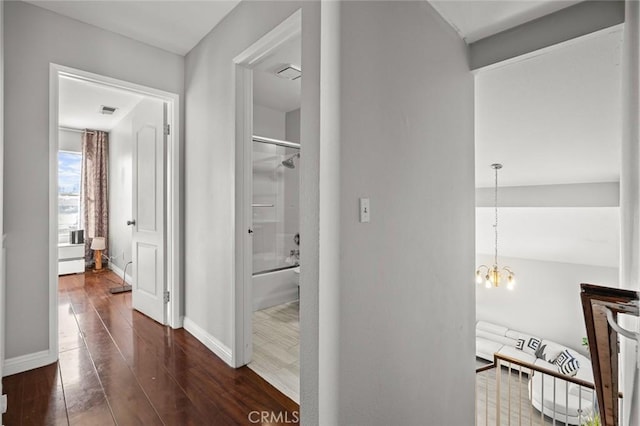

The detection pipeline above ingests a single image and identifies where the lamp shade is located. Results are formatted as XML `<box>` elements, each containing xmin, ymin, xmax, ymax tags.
<box><xmin>91</xmin><ymin>237</ymin><xmax>106</xmax><ymax>250</ymax></box>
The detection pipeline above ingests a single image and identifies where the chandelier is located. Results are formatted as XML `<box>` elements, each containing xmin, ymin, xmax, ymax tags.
<box><xmin>475</xmin><ymin>163</ymin><xmax>516</xmax><ymax>290</ymax></box>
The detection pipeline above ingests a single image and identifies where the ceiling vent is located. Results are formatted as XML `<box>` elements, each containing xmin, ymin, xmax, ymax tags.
<box><xmin>276</xmin><ymin>65</ymin><xmax>302</xmax><ymax>80</ymax></box>
<box><xmin>99</xmin><ymin>105</ymin><xmax>118</xmax><ymax>115</ymax></box>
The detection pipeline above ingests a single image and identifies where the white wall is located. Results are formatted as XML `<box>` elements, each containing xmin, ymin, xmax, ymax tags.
<box><xmin>0</xmin><ymin>0</ymin><xmax>5</xmax><ymax>406</ymax></box>
<box><xmin>253</xmin><ymin>104</ymin><xmax>285</xmax><ymax>140</ymax></box>
<box><xmin>476</xmin><ymin>254</ymin><xmax>618</xmax><ymax>353</ymax></box>
<box><xmin>285</xmin><ymin>108</ymin><xmax>300</xmax><ymax>144</ymax></box>
<box><xmin>620</xmin><ymin>1</ymin><xmax>640</xmax><ymax>424</ymax></box>
<box><xmin>3</xmin><ymin>1</ymin><xmax>183</xmax><ymax>364</ymax></box>
<box><xmin>328</xmin><ymin>2</ymin><xmax>475</xmax><ymax>424</ymax></box>
<box><xmin>108</xmin><ymin>106</ymin><xmax>135</xmax><ymax>272</ymax></box>
<box><xmin>58</xmin><ymin>129</ymin><xmax>81</xmax><ymax>152</ymax></box>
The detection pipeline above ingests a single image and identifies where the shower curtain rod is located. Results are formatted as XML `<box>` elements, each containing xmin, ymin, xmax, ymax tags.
<box><xmin>252</xmin><ymin>135</ymin><xmax>300</xmax><ymax>149</ymax></box>
<box><xmin>59</xmin><ymin>126</ymin><xmax>96</xmax><ymax>134</ymax></box>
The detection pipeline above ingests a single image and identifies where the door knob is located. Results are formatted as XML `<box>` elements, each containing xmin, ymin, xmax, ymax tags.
<box><xmin>127</xmin><ymin>220</ymin><xmax>136</xmax><ymax>226</ymax></box>
<box><xmin>248</xmin><ymin>228</ymin><xmax>254</xmax><ymax>234</ymax></box>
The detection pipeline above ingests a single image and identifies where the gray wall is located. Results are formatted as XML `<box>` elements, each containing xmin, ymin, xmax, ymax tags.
<box><xmin>328</xmin><ymin>2</ymin><xmax>475</xmax><ymax>424</ymax></box>
<box><xmin>3</xmin><ymin>1</ymin><xmax>184</xmax><ymax>360</ymax></box>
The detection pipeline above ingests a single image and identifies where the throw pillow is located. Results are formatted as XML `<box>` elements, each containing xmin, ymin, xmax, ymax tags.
<box><xmin>526</xmin><ymin>337</ymin><xmax>541</xmax><ymax>354</ymax></box>
<box><xmin>554</xmin><ymin>349</ymin><xmax>572</xmax><ymax>366</ymax></box>
<box><xmin>554</xmin><ymin>349</ymin><xmax>580</xmax><ymax>377</ymax></box>
<box><xmin>559</xmin><ymin>357</ymin><xmax>580</xmax><ymax>377</ymax></box>
<box><xmin>515</xmin><ymin>336</ymin><xmax>541</xmax><ymax>355</ymax></box>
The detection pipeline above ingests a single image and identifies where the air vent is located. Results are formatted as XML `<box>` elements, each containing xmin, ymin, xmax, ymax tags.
<box><xmin>99</xmin><ymin>105</ymin><xmax>118</xmax><ymax>115</ymax></box>
<box><xmin>276</xmin><ymin>65</ymin><xmax>302</xmax><ymax>80</ymax></box>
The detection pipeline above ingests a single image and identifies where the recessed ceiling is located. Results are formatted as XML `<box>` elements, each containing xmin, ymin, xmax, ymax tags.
<box><xmin>253</xmin><ymin>36</ymin><xmax>301</xmax><ymax>113</ymax></box>
<box><xmin>429</xmin><ymin>0</ymin><xmax>583</xmax><ymax>43</ymax></box>
<box><xmin>476</xmin><ymin>27</ymin><xmax>623</xmax><ymax>188</ymax></box>
<box><xmin>476</xmin><ymin>207</ymin><xmax>619</xmax><ymax>267</ymax></box>
<box><xmin>25</xmin><ymin>0</ymin><xmax>241</xmax><ymax>55</ymax></box>
<box><xmin>59</xmin><ymin>76</ymin><xmax>144</xmax><ymax>131</ymax></box>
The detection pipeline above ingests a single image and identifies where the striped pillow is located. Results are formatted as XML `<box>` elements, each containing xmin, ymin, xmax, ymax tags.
<box><xmin>554</xmin><ymin>349</ymin><xmax>580</xmax><ymax>377</ymax></box>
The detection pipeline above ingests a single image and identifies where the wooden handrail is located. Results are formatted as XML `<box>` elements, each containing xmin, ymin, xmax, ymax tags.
<box><xmin>475</xmin><ymin>352</ymin><xmax>623</xmax><ymax>397</ymax></box>
<box><xmin>581</xmin><ymin>283</ymin><xmax>639</xmax><ymax>426</ymax></box>
<box><xmin>475</xmin><ymin>363</ymin><xmax>495</xmax><ymax>374</ymax></box>
<box><xmin>491</xmin><ymin>353</ymin><xmax>596</xmax><ymax>389</ymax></box>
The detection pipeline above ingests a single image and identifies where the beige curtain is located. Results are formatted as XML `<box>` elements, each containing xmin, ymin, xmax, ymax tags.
<box><xmin>82</xmin><ymin>130</ymin><xmax>109</xmax><ymax>261</ymax></box>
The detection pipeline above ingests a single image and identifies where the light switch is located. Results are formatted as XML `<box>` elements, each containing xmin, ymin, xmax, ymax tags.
<box><xmin>359</xmin><ymin>198</ymin><xmax>370</xmax><ymax>223</ymax></box>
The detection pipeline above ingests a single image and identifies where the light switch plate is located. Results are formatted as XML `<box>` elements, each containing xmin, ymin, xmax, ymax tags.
<box><xmin>359</xmin><ymin>198</ymin><xmax>370</xmax><ymax>223</ymax></box>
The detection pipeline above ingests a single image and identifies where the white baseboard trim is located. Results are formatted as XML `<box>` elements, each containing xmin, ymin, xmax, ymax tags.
<box><xmin>254</xmin><ymin>288</ymin><xmax>299</xmax><ymax>312</ymax></box>
<box><xmin>183</xmin><ymin>317</ymin><xmax>234</xmax><ymax>367</ymax></box>
<box><xmin>108</xmin><ymin>263</ymin><xmax>133</xmax><ymax>285</ymax></box>
<box><xmin>3</xmin><ymin>349</ymin><xmax>57</xmax><ymax>377</ymax></box>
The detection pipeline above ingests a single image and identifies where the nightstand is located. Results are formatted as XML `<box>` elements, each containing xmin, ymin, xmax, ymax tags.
<box><xmin>58</xmin><ymin>243</ymin><xmax>85</xmax><ymax>275</ymax></box>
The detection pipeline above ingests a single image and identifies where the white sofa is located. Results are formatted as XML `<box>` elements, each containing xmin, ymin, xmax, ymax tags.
<box><xmin>476</xmin><ymin>321</ymin><xmax>595</xmax><ymax>425</ymax></box>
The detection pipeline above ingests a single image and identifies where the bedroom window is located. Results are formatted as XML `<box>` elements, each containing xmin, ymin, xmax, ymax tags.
<box><xmin>58</xmin><ymin>151</ymin><xmax>82</xmax><ymax>244</ymax></box>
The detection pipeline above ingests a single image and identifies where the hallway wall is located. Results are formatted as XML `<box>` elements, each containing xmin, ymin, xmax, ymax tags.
<box><xmin>329</xmin><ymin>2</ymin><xmax>475</xmax><ymax>424</ymax></box>
<box><xmin>3</xmin><ymin>0</ymin><xmax>183</xmax><ymax>370</ymax></box>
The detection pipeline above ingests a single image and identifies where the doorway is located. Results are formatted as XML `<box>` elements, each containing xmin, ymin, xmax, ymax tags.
<box><xmin>49</xmin><ymin>64</ymin><xmax>182</xmax><ymax>356</ymax></box>
<box><xmin>233</xmin><ymin>11</ymin><xmax>302</xmax><ymax>402</ymax></box>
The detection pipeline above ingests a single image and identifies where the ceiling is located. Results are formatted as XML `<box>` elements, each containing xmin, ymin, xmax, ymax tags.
<box><xmin>429</xmin><ymin>0</ymin><xmax>582</xmax><ymax>43</ymax></box>
<box><xmin>475</xmin><ymin>27</ymin><xmax>623</xmax><ymax>188</ymax></box>
<box><xmin>475</xmin><ymin>27</ymin><xmax>623</xmax><ymax>268</ymax></box>
<box><xmin>253</xmin><ymin>36</ymin><xmax>302</xmax><ymax>113</ymax></box>
<box><xmin>25</xmin><ymin>1</ymin><xmax>241</xmax><ymax>55</ymax></box>
<box><xmin>59</xmin><ymin>76</ymin><xmax>144</xmax><ymax>131</ymax></box>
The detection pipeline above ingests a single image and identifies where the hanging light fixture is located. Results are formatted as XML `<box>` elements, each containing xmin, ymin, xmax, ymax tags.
<box><xmin>475</xmin><ymin>163</ymin><xmax>516</xmax><ymax>290</ymax></box>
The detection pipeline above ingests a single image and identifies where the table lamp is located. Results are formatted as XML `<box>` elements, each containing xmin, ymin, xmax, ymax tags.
<box><xmin>90</xmin><ymin>237</ymin><xmax>106</xmax><ymax>271</ymax></box>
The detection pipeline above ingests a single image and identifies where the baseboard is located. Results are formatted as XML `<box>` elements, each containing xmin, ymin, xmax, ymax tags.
<box><xmin>253</xmin><ymin>288</ymin><xmax>299</xmax><ymax>312</ymax></box>
<box><xmin>3</xmin><ymin>349</ymin><xmax>57</xmax><ymax>377</ymax></box>
<box><xmin>183</xmin><ymin>317</ymin><xmax>234</xmax><ymax>367</ymax></box>
<box><xmin>108</xmin><ymin>263</ymin><xmax>133</xmax><ymax>285</ymax></box>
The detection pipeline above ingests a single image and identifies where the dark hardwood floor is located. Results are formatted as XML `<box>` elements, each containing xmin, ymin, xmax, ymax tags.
<box><xmin>3</xmin><ymin>271</ymin><xmax>299</xmax><ymax>425</ymax></box>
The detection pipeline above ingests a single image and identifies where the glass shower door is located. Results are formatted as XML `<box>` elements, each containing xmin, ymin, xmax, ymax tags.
<box><xmin>252</xmin><ymin>140</ymin><xmax>300</xmax><ymax>275</ymax></box>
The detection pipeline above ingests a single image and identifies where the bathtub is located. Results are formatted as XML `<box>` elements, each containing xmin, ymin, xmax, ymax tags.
<box><xmin>252</xmin><ymin>266</ymin><xmax>299</xmax><ymax>311</ymax></box>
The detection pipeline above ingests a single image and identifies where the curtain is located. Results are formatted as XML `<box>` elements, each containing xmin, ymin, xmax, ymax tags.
<box><xmin>82</xmin><ymin>130</ymin><xmax>109</xmax><ymax>262</ymax></box>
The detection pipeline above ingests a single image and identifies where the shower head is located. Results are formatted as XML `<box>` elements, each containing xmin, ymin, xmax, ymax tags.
<box><xmin>281</xmin><ymin>152</ymin><xmax>300</xmax><ymax>169</ymax></box>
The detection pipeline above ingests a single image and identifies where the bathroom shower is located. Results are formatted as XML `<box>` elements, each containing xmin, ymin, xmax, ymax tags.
<box><xmin>281</xmin><ymin>152</ymin><xmax>300</xmax><ymax>169</ymax></box>
<box><xmin>252</xmin><ymin>135</ymin><xmax>300</xmax><ymax>274</ymax></box>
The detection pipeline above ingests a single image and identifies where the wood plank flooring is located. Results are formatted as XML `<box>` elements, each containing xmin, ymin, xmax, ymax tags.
<box><xmin>3</xmin><ymin>271</ymin><xmax>299</xmax><ymax>425</ymax></box>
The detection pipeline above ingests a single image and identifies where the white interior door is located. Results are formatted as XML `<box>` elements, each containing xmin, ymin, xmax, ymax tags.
<box><xmin>131</xmin><ymin>98</ymin><xmax>167</xmax><ymax>324</ymax></box>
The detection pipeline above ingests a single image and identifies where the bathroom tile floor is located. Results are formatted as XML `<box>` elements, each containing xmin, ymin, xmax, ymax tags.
<box><xmin>248</xmin><ymin>301</ymin><xmax>300</xmax><ymax>403</ymax></box>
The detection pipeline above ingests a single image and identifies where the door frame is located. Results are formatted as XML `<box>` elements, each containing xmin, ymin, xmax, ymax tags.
<box><xmin>232</xmin><ymin>10</ymin><xmax>302</xmax><ymax>367</ymax></box>
<box><xmin>48</xmin><ymin>64</ymin><xmax>182</xmax><ymax>356</ymax></box>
